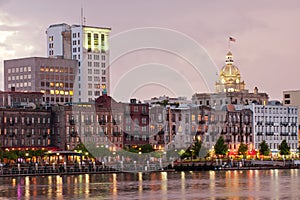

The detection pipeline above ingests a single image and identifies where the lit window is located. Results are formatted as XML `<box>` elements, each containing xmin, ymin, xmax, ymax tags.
<box><xmin>50</xmin><ymin>90</ymin><xmax>54</xmax><ymax>94</ymax></box>
<box><xmin>69</xmin><ymin>91</ymin><xmax>73</xmax><ymax>96</ymax></box>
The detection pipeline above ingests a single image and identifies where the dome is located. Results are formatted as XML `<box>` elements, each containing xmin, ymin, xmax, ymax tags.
<box><xmin>220</xmin><ymin>64</ymin><xmax>240</xmax><ymax>78</ymax></box>
<box><xmin>215</xmin><ymin>51</ymin><xmax>245</xmax><ymax>93</ymax></box>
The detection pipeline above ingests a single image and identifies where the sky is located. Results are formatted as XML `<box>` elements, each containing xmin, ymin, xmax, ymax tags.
<box><xmin>0</xmin><ymin>0</ymin><xmax>300</xmax><ymax>101</ymax></box>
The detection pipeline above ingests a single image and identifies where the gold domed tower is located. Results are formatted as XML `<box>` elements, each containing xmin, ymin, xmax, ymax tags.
<box><xmin>215</xmin><ymin>51</ymin><xmax>245</xmax><ymax>93</ymax></box>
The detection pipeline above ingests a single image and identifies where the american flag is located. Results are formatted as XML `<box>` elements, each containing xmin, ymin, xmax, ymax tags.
<box><xmin>229</xmin><ymin>37</ymin><xmax>236</xmax><ymax>42</ymax></box>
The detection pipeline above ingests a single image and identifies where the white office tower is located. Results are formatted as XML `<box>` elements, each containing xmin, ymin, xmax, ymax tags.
<box><xmin>46</xmin><ymin>23</ymin><xmax>111</xmax><ymax>102</ymax></box>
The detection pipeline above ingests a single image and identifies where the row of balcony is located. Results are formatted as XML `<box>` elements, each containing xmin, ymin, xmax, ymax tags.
<box><xmin>256</xmin><ymin>121</ymin><xmax>296</xmax><ymax>126</ymax></box>
<box><xmin>4</xmin><ymin>132</ymin><xmax>49</xmax><ymax>138</ymax></box>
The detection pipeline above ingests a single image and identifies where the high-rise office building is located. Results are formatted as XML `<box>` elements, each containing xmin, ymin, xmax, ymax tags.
<box><xmin>4</xmin><ymin>57</ymin><xmax>77</xmax><ymax>104</ymax></box>
<box><xmin>46</xmin><ymin>23</ymin><xmax>111</xmax><ymax>102</ymax></box>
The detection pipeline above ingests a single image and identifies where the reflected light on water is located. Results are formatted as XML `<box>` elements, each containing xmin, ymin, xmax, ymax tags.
<box><xmin>161</xmin><ymin>172</ymin><xmax>168</xmax><ymax>200</ymax></box>
<box><xmin>138</xmin><ymin>172</ymin><xmax>143</xmax><ymax>199</ymax></box>
<box><xmin>181</xmin><ymin>172</ymin><xmax>185</xmax><ymax>198</ymax></box>
<box><xmin>25</xmin><ymin>176</ymin><xmax>29</xmax><ymax>200</ymax></box>
<box><xmin>56</xmin><ymin>175</ymin><xmax>62</xmax><ymax>198</ymax></box>
<box><xmin>47</xmin><ymin>176</ymin><xmax>52</xmax><ymax>199</ymax></box>
<box><xmin>209</xmin><ymin>170</ymin><xmax>215</xmax><ymax>197</ymax></box>
<box><xmin>85</xmin><ymin>174</ymin><xmax>89</xmax><ymax>198</ymax></box>
<box><xmin>1</xmin><ymin>170</ymin><xmax>300</xmax><ymax>199</ymax></box>
<box><xmin>112</xmin><ymin>173</ymin><xmax>117</xmax><ymax>196</ymax></box>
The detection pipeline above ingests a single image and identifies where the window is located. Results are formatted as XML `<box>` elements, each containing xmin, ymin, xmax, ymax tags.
<box><xmin>284</xmin><ymin>94</ymin><xmax>290</xmax><ymax>99</ymax></box>
<box><xmin>102</xmin><ymin>70</ymin><xmax>106</xmax><ymax>75</ymax></box>
<box><xmin>88</xmin><ymin>91</ymin><xmax>93</xmax><ymax>96</ymax></box>
<box><xmin>88</xmin><ymin>69</ymin><xmax>92</xmax><ymax>74</ymax></box>
<box><xmin>142</xmin><ymin>118</ymin><xmax>147</xmax><ymax>124</ymax></box>
<box><xmin>101</xmin><ymin>63</ymin><xmax>105</xmax><ymax>68</ymax></box>
<box><xmin>101</xmin><ymin>77</ymin><xmax>106</xmax><ymax>82</ymax></box>
<box><xmin>8</xmin><ymin>69</ymin><xmax>11</xmax><ymax>73</ymax></box>
<box><xmin>88</xmin><ymin>76</ymin><xmax>92</xmax><ymax>81</ymax></box>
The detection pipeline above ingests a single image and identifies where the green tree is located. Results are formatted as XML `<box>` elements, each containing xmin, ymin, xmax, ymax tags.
<box><xmin>259</xmin><ymin>140</ymin><xmax>270</xmax><ymax>156</ymax></box>
<box><xmin>214</xmin><ymin>136</ymin><xmax>228</xmax><ymax>157</ymax></box>
<box><xmin>238</xmin><ymin>143</ymin><xmax>248</xmax><ymax>158</ymax></box>
<box><xmin>279</xmin><ymin>139</ymin><xmax>290</xmax><ymax>156</ymax></box>
<box><xmin>141</xmin><ymin>144</ymin><xmax>154</xmax><ymax>153</ymax></box>
<box><xmin>191</xmin><ymin>138</ymin><xmax>202</xmax><ymax>159</ymax></box>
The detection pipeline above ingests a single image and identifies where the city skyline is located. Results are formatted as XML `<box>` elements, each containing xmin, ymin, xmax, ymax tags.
<box><xmin>0</xmin><ymin>1</ymin><xmax>300</xmax><ymax>101</ymax></box>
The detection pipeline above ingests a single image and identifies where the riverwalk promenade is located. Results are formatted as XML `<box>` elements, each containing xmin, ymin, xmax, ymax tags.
<box><xmin>0</xmin><ymin>159</ymin><xmax>300</xmax><ymax>177</ymax></box>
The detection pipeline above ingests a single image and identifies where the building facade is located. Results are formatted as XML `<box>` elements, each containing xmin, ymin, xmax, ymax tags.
<box><xmin>251</xmin><ymin>103</ymin><xmax>298</xmax><ymax>155</ymax></box>
<box><xmin>4</xmin><ymin>57</ymin><xmax>77</xmax><ymax>104</ymax></box>
<box><xmin>46</xmin><ymin>23</ymin><xmax>111</xmax><ymax>102</ymax></box>
<box><xmin>221</xmin><ymin>105</ymin><xmax>253</xmax><ymax>155</ymax></box>
<box><xmin>123</xmin><ymin>99</ymin><xmax>150</xmax><ymax>148</ymax></box>
<box><xmin>0</xmin><ymin>90</ymin><xmax>43</xmax><ymax>108</ymax></box>
<box><xmin>0</xmin><ymin>107</ymin><xmax>54</xmax><ymax>151</ymax></box>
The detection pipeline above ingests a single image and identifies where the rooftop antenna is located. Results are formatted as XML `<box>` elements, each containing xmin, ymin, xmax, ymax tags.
<box><xmin>80</xmin><ymin>6</ymin><xmax>86</xmax><ymax>26</ymax></box>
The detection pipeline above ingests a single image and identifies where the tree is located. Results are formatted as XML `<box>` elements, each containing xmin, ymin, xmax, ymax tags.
<box><xmin>191</xmin><ymin>138</ymin><xmax>202</xmax><ymax>159</ymax></box>
<box><xmin>214</xmin><ymin>136</ymin><xmax>228</xmax><ymax>157</ymax></box>
<box><xmin>141</xmin><ymin>144</ymin><xmax>154</xmax><ymax>153</ymax></box>
<box><xmin>259</xmin><ymin>140</ymin><xmax>270</xmax><ymax>156</ymax></box>
<box><xmin>279</xmin><ymin>139</ymin><xmax>290</xmax><ymax>156</ymax></box>
<box><xmin>238</xmin><ymin>143</ymin><xmax>248</xmax><ymax>158</ymax></box>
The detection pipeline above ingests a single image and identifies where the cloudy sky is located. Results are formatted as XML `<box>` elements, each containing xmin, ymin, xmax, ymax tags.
<box><xmin>0</xmin><ymin>0</ymin><xmax>300</xmax><ymax>101</ymax></box>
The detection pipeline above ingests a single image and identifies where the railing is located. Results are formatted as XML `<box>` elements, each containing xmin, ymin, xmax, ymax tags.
<box><xmin>0</xmin><ymin>163</ymin><xmax>118</xmax><ymax>176</ymax></box>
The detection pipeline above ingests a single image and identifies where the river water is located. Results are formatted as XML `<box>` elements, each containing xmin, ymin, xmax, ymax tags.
<box><xmin>0</xmin><ymin>169</ymin><xmax>299</xmax><ymax>200</ymax></box>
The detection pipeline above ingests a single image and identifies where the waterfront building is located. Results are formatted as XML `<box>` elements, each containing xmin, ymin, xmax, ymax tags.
<box><xmin>148</xmin><ymin>102</ymin><xmax>224</xmax><ymax>152</ymax></box>
<box><xmin>144</xmin><ymin>96</ymin><xmax>192</xmax><ymax>105</ymax></box>
<box><xmin>221</xmin><ymin>105</ymin><xmax>254</xmax><ymax>156</ymax></box>
<box><xmin>250</xmin><ymin>102</ymin><xmax>298</xmax><ymax>155</ymax></box>
<box><xmin>123</xmin><ymin>99</ymin><xmax>150</xmax><ymax>149</ymax></box>
<box><xmin>46</xmin><ymin>23</ymin><xmax>111</xmax><ymax>102</ymax></box>
<box><xmin>0</xmin><ymin>89</ymin><xmax>43</xmax><ymax>108</ymax></box>
<box><xmin>283</xmin><ymin>90</ymin><xmax>300</xmax><ymax>147</ymax></box>
<box><xmin>4</xmin><ymin>57</ymin><xmax>77</xmax><ymax>104</ymax></box>
<box><xmin>52</xmin><ymin>92</ymin><xmax>124</xmax><ymax>151</ymax></box>
<box><xmin>192</xmin><ymin>51</ymin><xmax>269</xmax><ymax>109</ymax></box>
<box><xmin>0</xmin><ymin>106</ymin><xmax>54</xmax><ymax>151</ymax></box>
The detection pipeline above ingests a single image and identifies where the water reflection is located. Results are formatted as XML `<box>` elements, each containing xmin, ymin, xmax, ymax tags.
<box><xmin>0</xmin><ymin>169</ymin><xmax>299</xmax><ymax>199</ymax></box>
